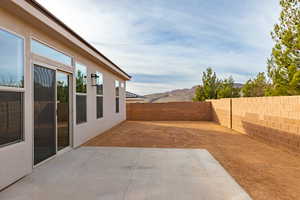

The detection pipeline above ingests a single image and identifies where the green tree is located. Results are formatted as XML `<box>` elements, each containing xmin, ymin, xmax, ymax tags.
<box><xmin>217</xmin><ymin>76</ymin><xmax>240</xmax><ymax>98</ymax></box>
<box><xmin>267</xmin><ymin>0</ymin><xmax>300</xmax><ymax>96</ymax></box>
<box><xmin>242</xmin><ymin>72</ymin><xmax>269</xmax><ymax>97</ymax></box>
<box><xmin>193</xmin><ymin>68</ymin><xmax>220</xmax><ymax>101</ymax></box>
<box><xmin>76</xmin><ymin>70</ymin><xmax>87</xmax><ymax>93</ymax></box>
<box><xmin>193</xmin><ymin>85</ymin><xmax>206</xmax><ymax>101</ymax></box>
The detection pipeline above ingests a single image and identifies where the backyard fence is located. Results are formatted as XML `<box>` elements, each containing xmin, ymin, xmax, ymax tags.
<box><xmin>127</xmin><ymin>96</ymin><xmax>300</xmax><ymax>152</ymax></box>
<box><xmin>209</xmin><ymin>96</ymin><xmax>300</xmax><ymax>151</ymax></box>
<box><xmin>126</xmin><ymin>102</ymin><xmax>212</xmax><ymax>121</ymax></box>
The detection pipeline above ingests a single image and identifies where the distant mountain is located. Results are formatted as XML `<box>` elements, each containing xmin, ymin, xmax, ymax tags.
<box><xmin>126</xmin><ymin>91</ymin><xmax>145</xmax><ymax>99</ymax></box>
<box><xmin>234</xmin><ymin>83</ymin><xmax>244</xmax><ymax>88</ymax></box>
<box><xmin>143</xmin><ymin>83</ymin><xmax>244</xmax><ymax>103</ymax></box>
<box><xmin>144</xmin><ymin>86</ymin><xmax>198</xmax><ymax>103</ymax></box>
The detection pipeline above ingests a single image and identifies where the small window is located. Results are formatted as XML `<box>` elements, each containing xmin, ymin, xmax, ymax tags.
<box><xmin>96</xmin><ymin>72</ymin><xmax>103</xmax><ymax>118</ymax></box>
<box><xmin>96</xmin><ymin>72</ymin><xmax>103</xmax><ymax>95</ymax></box>
<box><xmin>76</xmin><ymin>63</ymin><xmax>87</xmax><ymax>124</ymax></box>
<box><xmin>0</xmin><ymin>92</ymin><xmax>23</xmax><ymax>146</ymax></box>
<box><xmin>115</xmin><ymin>80</ymin><xmax>120</xmax><ymax>113</ymax></box>
<box><xmin>0</xmin><ymin>28</ymin><xmax>24</xmax><ymax>88</ymax></box>
<box><xmin>76</xmin><ymin>63</ymin><xmax>87</xmax><ymax>93</ymax></box>
<box><xmin>31</xmin><ymin>39</ymin><xmax>72</xmax><ymax>66</ymax></box>
<box><xmin>76</xmin><ymin>95</ymin><xmax>87</xmax><ymax>124</ymax></box>
<box><xmin>115</xmin><ymin>80</ymin><xmax>120</xmax><ymax>97</ymax></box>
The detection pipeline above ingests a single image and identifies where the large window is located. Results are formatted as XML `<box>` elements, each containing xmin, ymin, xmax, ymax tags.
<box><xmin>31</xmin><ymin>39</ymin><xmax>72</xmax><ymax>66</ymax></box>
<box><xmin>0</xmin><ymin>28</ymin><xmax>24</xmax><ymax>147</ymax></box>
<box><xmin>96</xmin><ymin>72</ymin><xmax>103</xmax><ymax>118</ymax></box>
<box><xmin>115</xmin><ymin>80</ymin><xmax>120</xmax><ymax>113</ymax></box>
<box><xmin>0</xmin><ymin>29</ymin><xmax>24</xmax><ymax>88</ymax></box>
<box><xmin>76</xmin><ymin>63</ymin><xmax>87</xmax><ymax>124</ymax></box>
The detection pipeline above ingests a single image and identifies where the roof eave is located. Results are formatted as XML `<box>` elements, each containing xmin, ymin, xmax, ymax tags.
<box><xmin>20</xmin><ymin>0</ymin><xmax>131</xmax><ymax>80</ymax></box>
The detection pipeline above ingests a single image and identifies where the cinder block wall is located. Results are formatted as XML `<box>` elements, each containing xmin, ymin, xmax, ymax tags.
<box><xmin>127</xmin><ymin>97</ymin><xmax>300</xmax><ymax>151</ymax></box>
<box><xmin>209</xmin><ymin>99</ymin><xmax>232</xmax><ymax>128</ymax></box>
<box><xmin>211</xmin><ymin>96</ymin><xmax>300</xmax><ymax>151</ymax></box>
<box><xmin>126</xmin><ymin>102</ymin><xmax>212</xmax><ymax>121</ymax></box>
<box><xmin>232</xmin><ymin>96</ymin><xmax>300</xmax><ymax>150</ymax></box>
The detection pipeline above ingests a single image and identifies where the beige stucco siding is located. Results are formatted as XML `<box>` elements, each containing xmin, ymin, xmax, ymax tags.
<box><xmin>0</xmin><ymin>2</ymin><xmax>127</xmax><ymax>190</ymax></box>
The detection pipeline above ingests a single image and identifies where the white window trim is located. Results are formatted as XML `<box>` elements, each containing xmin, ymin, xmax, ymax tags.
<box><xmin>0</xmin><ymin>86</ymin><xmax>25</xmax><ymax>92</ymax></box>
<box><xmin>76</xmin><ymin>92</ymin><xmax>87</xmax><ymax>96</ymax></box>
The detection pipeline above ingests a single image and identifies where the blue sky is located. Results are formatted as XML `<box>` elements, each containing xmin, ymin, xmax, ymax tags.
<box><xmin>37</xmin><ymin>0</ymin><xmax>281</xmax><ymax>95</ymax></box>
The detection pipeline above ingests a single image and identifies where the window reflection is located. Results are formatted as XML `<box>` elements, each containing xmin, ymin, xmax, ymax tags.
<box><xmin>96</xmin><ymin>72</ymin><xmax>103</xmax><ymax>95</ymax></box>
<box><xmin>57</xmin><ymin>72</ymin><xmax>70</xmax><ymax>151</ymax></box>
<box><xmin>31</xmin><ymin>39</ymin><xmax>72</xmax><ymax>66</ymax></box>
<box><xmin>76</xmin><ymin>63</ymin><xmax>87</xmax><ymax>93</ymax></box>
<box><xmin>115</xmin><ymin>80</ymin><xmax>120</xmax><ymax>96</ymax></box>
<box><xmin>0</xmin><ymin>29</ymin><xmax>24</xmax><ymax>88</ymax></box>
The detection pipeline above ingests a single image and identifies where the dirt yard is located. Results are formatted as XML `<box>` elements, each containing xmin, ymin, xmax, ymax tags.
<box><xmin>84</xmin><ymin>121</ymin><xmax>300</xmax><ymax>200</ymax></box>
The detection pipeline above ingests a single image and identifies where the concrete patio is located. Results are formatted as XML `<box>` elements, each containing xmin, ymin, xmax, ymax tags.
<box><xmin>0</xmin><ymin>147</ymin><xmax>251</xmax><ymax>200</ymax></box>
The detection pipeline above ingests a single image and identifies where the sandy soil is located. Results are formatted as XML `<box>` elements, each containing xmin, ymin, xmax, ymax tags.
<box><xmin>84</xmin><ymin>121</ymin><xmax>300</xmax><ymax>200</ymax></box>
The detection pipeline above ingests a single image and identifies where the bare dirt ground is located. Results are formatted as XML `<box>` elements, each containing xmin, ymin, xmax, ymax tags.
<box><xmin>84</xmin><ymin>121</ymin><xmax>300</xmax><ymax>200</ymax></box>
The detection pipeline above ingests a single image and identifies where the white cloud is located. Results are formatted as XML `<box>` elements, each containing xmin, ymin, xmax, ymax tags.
<box><xmin>37</xmin><ymin>0</ymin><xmax>281</xmax><ymax>95</ymax></box>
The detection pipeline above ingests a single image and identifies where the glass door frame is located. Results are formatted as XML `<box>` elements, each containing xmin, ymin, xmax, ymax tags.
<box><xmin>32</xmin><ymin>61</ymin><xmax>73</xmax><ymax>167</ymax></box>
<box><xmin>56</xmin><ymin>70</ymin><xmax>73</xmax><ymax>155</ymax></box>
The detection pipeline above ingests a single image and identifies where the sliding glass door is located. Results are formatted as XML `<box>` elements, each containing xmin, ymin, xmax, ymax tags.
<box><xmin>34</xmin><ymin>65</ymin><xmax>56</xmax><ymax>165</ymax></box>
<box><xmin>57</xmin><ymin>72</ymin><xmax>70</xmax><ymax>151</ymax></box>
<box><xmin>34</xmin><ymin>65</ymin><xmax>71</xmax><ymax>165</ymax></box>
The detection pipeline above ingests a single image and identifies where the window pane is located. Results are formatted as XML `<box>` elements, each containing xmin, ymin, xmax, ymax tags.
<box><xmin>0</xmin><ymin>29</ymin><xmax>24</xmax><ymax>88</ymax></box>
<box><xmin>96</xmin><ymin>96</ymin><xmax>103</xmax><ymax>118</ymax></box>
<box><xmin>97</xmin><ymin>84</ymin><xmax>103</xmax><ymax>96</ymax></box>
<box><xmin>76</xmin><ymin>95</ymin><xmax>87</xmax><ymax>124</ymax></box>
<box><xmin>0</xmin><ymin>92</ymin><xmax>23</xmax><ymax>146</ymax></box>
<box><xmin>116</xmin><ymin>97</ymin><xmax>119</xmax><ymax>113</ymax></box>
<box><xmin>121</xmin><ymin>82</ymin><xmax>125</xmax><ymax>88</ymax></box>
<box><xmin>33</xmin><ymin>65</ymin><xmax>56</xmax><ymax>164</ymax></box>
<box><xmin>115</xmin><ymin>80</ymin><xmax>119</xmax><ymax>97</ymax></box>
<box><xmin>96</xmin><ymin>72</ymin><xmax>103</xmax><ymax>95</ymax></box>
<box><xmin>31</xmin><ymin>39</ymin><xmax>72</xmax><ymax>66</ymax></box>
<box><xmin>57</xmin><ymin>72</ymin><xmax>70</xmax><ymax>151</ymax></box>
<box><xmin>76</xmin><ymin>63</ymin><xmax>87</xmax><ymax>93</ymax></box>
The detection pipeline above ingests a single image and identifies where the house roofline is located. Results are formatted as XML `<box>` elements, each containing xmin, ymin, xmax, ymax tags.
<box><xmin>24</xmin><ymin>0</ymin><xmax>131</xmax><ymax>80</ymax></box>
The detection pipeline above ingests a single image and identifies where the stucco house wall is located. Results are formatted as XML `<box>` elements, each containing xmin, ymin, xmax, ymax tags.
<box><xmin>0</xmin><ymin>0</ymin><xmax>128</xmax><ymax>190</ymax></box>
